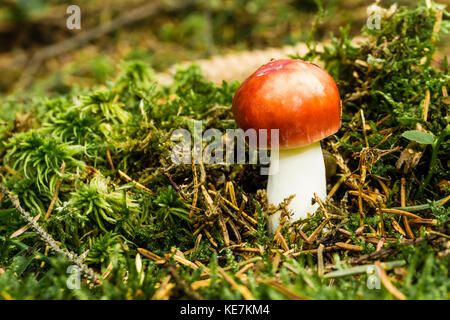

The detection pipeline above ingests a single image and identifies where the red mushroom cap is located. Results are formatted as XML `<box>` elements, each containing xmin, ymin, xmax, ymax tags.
<box><xmin>232</xmin><ymin>59</ymin><xmax>341</xmax><ymax>149</ymax></box>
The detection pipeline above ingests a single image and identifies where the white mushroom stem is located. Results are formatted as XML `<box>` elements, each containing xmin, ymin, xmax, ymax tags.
<box><xmin>267</xmin><ymin>140</ymin><xmax>326</xmax><ymax>235</ymax></box>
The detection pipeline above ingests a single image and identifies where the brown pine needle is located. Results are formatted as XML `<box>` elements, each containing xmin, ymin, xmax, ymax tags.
<box><xmin>349</xmin><ymin>190</ymin><xmax>378</xmax><ymax>206</ymax></box>
<box><xmin>163</xmin><ymin>172</ymin><xmax>187</xmax><ymax>200</ymax></box>
<box><xmin>102</xmin><ymin>262</ymin><xmax>114</xmax><ymax>279</ymax></box>
<box><xmin>236</xmin><ymin>263</ymin><xmax>255</xmax><ymax>278</ymax></box>
<box><xmin>118</xmin><ymin>170</ymin><xmax>153</xmax><ymax>194</ymax></box>
<box><xmin>106</xmin><ymin>149</ymin><xmax>115</xmax><ymax>171</ymax></box>
<box><xmin>431</xmin><ymin>10</ymin><xmax>443</xmax><ymax>43</ymax></box>
<box><xmin>317</xmin><ymin>244</ymin><xmax>325</xmax><ymax>276</ymax></box>
<box><xmin>307</xmin><ymin>218</ymin><xmax>330</xmax><ymax>243</ymax></box>
<box><xmin>190</xmin><ymin>160</ymin><xmax>199</xmax><ymax>218</ymax></box>
<box><xmin>189</xmin><ymin>192</ymin><xmax>199</xmax><ymax>218</ymax></box>
<box><xmin>201</xmin><ymin>185</ymin><xmax>217</xmax><ymax>216</ymax></box>
<box><xmin>137</xmin><ymin>248</ymin><xmax>166</xmax><ymax>264</ymax></box>
<box><xmin>208</xmin><ymin>190</ymin><xmax>257</xmax><ymax>225</ymax></box>
<box><xmin>191</xmin><ymin>279</ymin><xmax>212</xmax><ymax>290</ymax></box>
<box><xmin>314</xmin><ymin>192</ymin><xmax>333</xmax><ymax>229</ymax></box>
<box><xmin>152</xmin><ymin>275</ymin><xmax>174</xmax><ymax>300</ymax></box>
<box><xmin>360</xmin><ymin>109</ymin><xmax>369</xmax><ymax>147</ymax></box>
<box><xmin>218</xmin><ymin>268</ymin><xmax>254</xmax><ymax>300</ymax></box>
<box><xmin>233</xmin><ymin>247</ymin><xmax>260</xmax><ymax>253</ymax></box>
<box><xmin>39</xmin><ymin>246</ymin><xmax>50</xmax><ymax>268</ymax></box>
<box><xmin>377</xmin><ymin>208</ymin><xmax>385</xmax><ymax>236</ymax></box>
<box><xmin>203</xmin><ymin>229</ymin><xmax>218</xmax><ymax>248</ymax></box>
<box><xmin>168</xmin><ymin>265</ymin><xmax>204</xmax><ymax>300</ymax></box>
<box><xmin>260</xmin><ymin>279</ymin><xmax>307</xmax><ymax>300</ymax></box>
<box><xmin>381</xmin><ymin>208</ymin><xmax>422</xmax><ymax>219</ymax></box>
<box><xmin>375</xmin><ymin>176</ymin><xmax>390</xmax><ymax>197</ymax></box>
<box><xmin>376</xmin><ymin>238</ymin><xmax>385</xmax><ymax>252</ymax></box>
<box><xmin>193</xmin><ymin>233</ymin><xmax>202</xmax><ymax>253</ymax></box>
<box><xmin>45</xmin><ymin>162</ymin><xmax>65</xmax><ymax>220</ymax></box>
<box><xmin>428</xmin><ymin>230</ymin><xmax>450</xmax><ymax>240</ymax></box>
<box><xmin>335</xmin><ymin>242</ymin><xmax>363</xmax><ymax>252</ymax></box>
<box><xmin>358</xmin><ymin>188</ymin><xmax>365</xmax><ymax>227</ymax></box>
<box><xmin>218</xmin><ymin>209</ymin><xmax>230</xmax><ymax>246</ymax></box>
<box><xmin>227</xmin><ymin>181</ymin><xmax>238</xmax><ymax>207</ymax></box>
<box><xmin>440</xmin><ymin>194</ymin><xmax>450</xmax><ymax>206</ymax></box>
<box><xmin>227</xmin><ymin>219</ymin><xmax>242</xmax><ymax>243</ymax></box>
<box><xmin>10</xmin><ymin>213</ymin><xmax>42</xmax><ymax>238</ymax></box>
<box><xmin>290</xmin><ymin>246</ymin><xmax>336</xmax><ymax>257</ymax></box>
<box><xmin>272</xmin><ymin>253</ymin><xmax>281</xmax><ymax>272</ymax></box>
<box><xmin>390</xmin><ymin>218</ymin><xmax>406</xmax><ymax>236</ymax></box>
<box><xmin>172</xmin><ymin>255</ymin><xmax>199</xmax><ymax>270</ymax></box>
<box><xmin>408</xmin><ymin>219</ymin><xmax>437</xmax><ymax>225</ymax></box>
<box><xmin>297</xmin><ymin>227</ymin><xmax>310</xmax><ymax>242</ymax></box>
<box><xmin>422</xmin><ymin>90</ymin><xmax>430</xmax><ymax>121</ymax></box>
<box><xmin>1</xmin><ymin>292</ymin><xmax>13</xmax><ymax>300</ymax></box>
<box><xmin>327</xmin><ymin>175</ymin><xmax>345</xmax><ymax>198</ymax></box>
<box><xmin>401</xmin><ymin>177</ymin><xmax>415</xmax><ymax>239</ymax></box>
<box><xmin>375</xmin><ymin>261</ymin><xmax>406</xmax><ymax>300</ymax></box>
<box><xmin>193</xmin><ymin>223</ymin><xmax>207</xmax><ymax>236</ymax></box>
<box><xmin>275</xmin><ymin>231</ymin><xmax>290</xmax><ymax>251</ymax></box>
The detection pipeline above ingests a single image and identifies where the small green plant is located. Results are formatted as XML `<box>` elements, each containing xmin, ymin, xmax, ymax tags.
<box><xmin>68</xmin><ymin>175</ymin><xmax>141</xmax><ymax>234</ymax></box>
<box><xmin>4</xmin><ymin>131</ymin><xmax>85</xmax><ymax>192</ymax></box>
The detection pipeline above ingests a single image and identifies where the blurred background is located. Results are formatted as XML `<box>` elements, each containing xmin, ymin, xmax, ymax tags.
<box><xmin>0</xmin><ymin>0</ymin><xmax>448</xmax><ymax>94</ymax></box>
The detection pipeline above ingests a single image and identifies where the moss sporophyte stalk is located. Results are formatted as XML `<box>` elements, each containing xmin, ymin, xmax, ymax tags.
<box><xmin>0</xmin><ymin>1</ymin><xmax>449</xmax><ymax>300</ymax></box>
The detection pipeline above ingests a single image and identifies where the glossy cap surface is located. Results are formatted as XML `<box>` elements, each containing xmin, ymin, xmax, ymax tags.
<box><xmin>232</xmin><ymin>59</ymin><xmax>341</xmax><ymax>148</ymax></box>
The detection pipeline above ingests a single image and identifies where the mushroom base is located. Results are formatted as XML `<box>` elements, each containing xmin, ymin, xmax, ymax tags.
<box><xmin>266</xmin><ymin>141</ymin><xmax>327</xmax><ymax>235</ymax></box>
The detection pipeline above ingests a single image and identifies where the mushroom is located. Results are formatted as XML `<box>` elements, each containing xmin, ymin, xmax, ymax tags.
<box><xmin>232</xmin><ymin>59</ymin><xmax>341</xmax><ymax>234</ymax></box>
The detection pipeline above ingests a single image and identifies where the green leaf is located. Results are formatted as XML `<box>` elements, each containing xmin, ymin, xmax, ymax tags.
<box><xmin>401</xmin><ymin>130</ymin><xmax>435</xmax><ymax>145</ymax></box>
